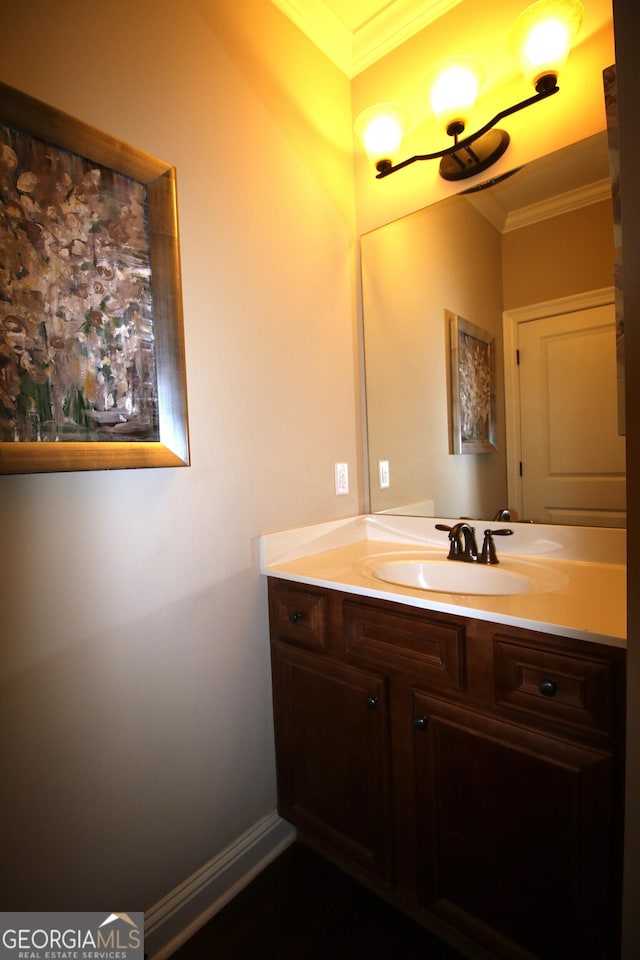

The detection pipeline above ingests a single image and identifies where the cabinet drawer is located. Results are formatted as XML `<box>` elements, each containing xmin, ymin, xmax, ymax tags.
<box><xmin>343</xmin><ymin>599</ymin><xmax>464</xmax><ymax>690</ymax></box>
<box><xmin>268</xmin><ymin>580</ymin><xmax>328</xmax><ymax>651</ymax></box>
<box><xmin>494</xmin><ymin>635</ymin><xmax>616</xmax><ymax>737</ymax></box>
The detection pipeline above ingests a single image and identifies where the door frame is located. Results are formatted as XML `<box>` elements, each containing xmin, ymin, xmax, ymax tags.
<box><xmin>502</xmin><ymin>286</ymin><xmax>615</xmax><ymax>520</ymax></box>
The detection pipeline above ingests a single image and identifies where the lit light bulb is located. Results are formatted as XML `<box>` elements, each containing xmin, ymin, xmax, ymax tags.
<box><xmin>429</xmin><ymin>59</ymin><xmax>483</xmax><ymax>134</ymax></box>
<box><xmin>524</xmin><ymin>18</ymin><xmax>571</xmax><ymax>68</ymax></box>
<box><xmin>510</xmin><ymin>0</ymin><xmax>584</xmax><ymax>88</ymax></box>
<box><xmin>355</xmin><ymin>104</ymin><xmax>409</xmax><ymax>167</ymax></box>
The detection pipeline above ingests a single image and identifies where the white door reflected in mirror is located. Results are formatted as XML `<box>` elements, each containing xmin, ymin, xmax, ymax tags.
<box><xmin>516</xmin><ymin>303</ymin><xmax>625</xmax><ymax>527</ymax></box>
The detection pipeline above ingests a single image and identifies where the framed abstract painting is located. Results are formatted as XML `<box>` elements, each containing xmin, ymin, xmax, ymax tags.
<box><xmin>0</xmin><ymin>81</ymin><xmax>189</xmax><ymax>474</ymax></box>
<box><xmin>448</xmin><ymin>311</ymin><xmax>497</xmax><ymax>455</ymax></box>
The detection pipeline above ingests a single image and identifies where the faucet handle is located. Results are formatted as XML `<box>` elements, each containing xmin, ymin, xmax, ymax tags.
<box><xmin>435</xmin><ymin>523</ymin><xmax>462</xmax><ymax>560</ymax></box>
<box><xmin>480</xmin><ymin>527</ymin><xmax>513</xmax><ymax>564</ymax></box>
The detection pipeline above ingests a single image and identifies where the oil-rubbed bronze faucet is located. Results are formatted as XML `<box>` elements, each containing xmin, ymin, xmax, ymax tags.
<box><xmin>436</xmin><ymin>523</ymin><xmax>513</xmax><ymax>564</ymax></box>
<box><xmin>436</xmin><ymin>522</ymin><xmax>478</xmax><ymax>562</ymax></box>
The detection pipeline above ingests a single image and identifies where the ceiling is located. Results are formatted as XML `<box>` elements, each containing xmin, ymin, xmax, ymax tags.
<box><xmin>271</xmin><ymin>0</ymin><xmax>463</xmax><ymax>77</ymax></box>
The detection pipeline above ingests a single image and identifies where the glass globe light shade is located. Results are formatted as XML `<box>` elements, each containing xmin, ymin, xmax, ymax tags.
<box><xmin>429</xmin><ymin>58</ymin><xmax>483</xmax><ymax>134</ymax></box>
<box><xmin>509</xmin><ymin>0</ymin><xmax>584</xmax><ymax>89</ymax></box>
<box><xmin>355</xmin><ymin>103</ymin><xmax>409</xmax><ymax>166</ymax></box>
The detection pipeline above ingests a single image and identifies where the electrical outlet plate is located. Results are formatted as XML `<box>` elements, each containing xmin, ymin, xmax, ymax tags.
<box><xmin>335</xmin><ymin>462</ymin><xmax>349</xmax><ymax>495</ymax></box>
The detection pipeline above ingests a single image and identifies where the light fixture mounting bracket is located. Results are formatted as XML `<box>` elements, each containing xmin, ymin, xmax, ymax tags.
<box><xmin>439</xmin><ymin>128</ymin><xmax>510</xmax><ymax>181</ymax></box>
<box><xmin>375</xmin><ymin>78</ymin><xmax>559</xmax><ymax>181</ymax></box>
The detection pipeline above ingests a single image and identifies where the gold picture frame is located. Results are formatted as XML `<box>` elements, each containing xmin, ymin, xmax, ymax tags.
<box><xmin>0</xmin><ymin>81</ymin><xmax>189</xmax><ymax>474</ymax></box>
<box><xmin>448</xmin><ymin>311</ymin><xmax>496</xmax><ymax>455</ymax></box>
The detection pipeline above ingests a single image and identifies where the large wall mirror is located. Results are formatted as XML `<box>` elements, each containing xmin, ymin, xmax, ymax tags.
<box><xmin>361</xmin><ymin>131</ymin><xmax>626</xmax><ymax>528</ymax></box>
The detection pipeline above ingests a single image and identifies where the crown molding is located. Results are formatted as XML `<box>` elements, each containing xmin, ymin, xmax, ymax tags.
<box><xmin>352</xmin><ymin>0</ymin><xmax>464</xmax><ymax>76</ymax></box>
<box><xmin>503</xmin><ymin>178</ymin><xmax>612</xmax><ymax>231</ymax></box>
<box><xmin>271</xmin><ymin>0</ymin><xmax>463</xmax><ymax>77</ymax></box>
<box><xmin>271</xmin><ymin>0</ymin><xmax>353</xmax><ymax>75</ymax></box>
<box><xmin>468</xmin><ymin>178</ymin><xmax>612</xmax><ymax>233</ymax></box>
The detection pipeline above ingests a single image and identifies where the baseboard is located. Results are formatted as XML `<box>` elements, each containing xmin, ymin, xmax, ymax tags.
<box><xmin>143</xmin><ymin>811</ymin><xmax>296</xmax><ymax>959</ymax></box>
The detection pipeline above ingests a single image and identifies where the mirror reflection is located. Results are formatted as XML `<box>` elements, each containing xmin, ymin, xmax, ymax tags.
<box><xmin>361</xmin><ymin>132</ymin><xmax>626</xmax><ymax>527</ymax></box>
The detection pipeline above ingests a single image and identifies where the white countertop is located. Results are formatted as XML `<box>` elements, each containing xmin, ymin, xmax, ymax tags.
<box><xmin>260</xmin><ymin>515</ymin><xmax>626</xmax><ymax>648</ymax></box>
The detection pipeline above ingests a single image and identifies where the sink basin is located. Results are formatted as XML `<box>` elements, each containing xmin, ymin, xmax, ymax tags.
<box><xmin>363</xmin><ymin>554</ymin><xmax>568</xmax><ymax>596</ymax></box>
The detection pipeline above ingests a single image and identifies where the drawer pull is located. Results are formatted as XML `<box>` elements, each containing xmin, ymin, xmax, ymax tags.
<box><xmin>288</xmin><ymin>611</ymin><xmax>303</xmax><ymax>624</ymax></box>
<box><xmin>366</xmin><ymin>696</ymin><xmax>379</xmax><ymax>710</ymax></box>
<box><xmin>539</xmin><ymin>678</ymin><xmax>558</xmax><ymax>698</ymax></box>
<box><xmin>414</xmin><ymin>716</ymin><xmax>428</xmax><ymax>731</ymax></box>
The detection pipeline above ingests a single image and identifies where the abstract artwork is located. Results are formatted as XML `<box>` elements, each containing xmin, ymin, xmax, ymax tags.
<box><xmin>448</xmin><ymin>312</ymin><xmax>496</xmax><ymax>454</ymax></box>
<box><xmin>1</xmin><ymin>124</ymin><xmax>157</xmax><ymax>443</ymax></box>
<box><xmin>0</xmin><ymin>81</ymin><xmax>189</xmax><ymax>474</ymax></box>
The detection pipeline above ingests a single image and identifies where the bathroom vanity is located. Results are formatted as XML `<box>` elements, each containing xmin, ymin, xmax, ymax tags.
<box><xmin>261</xmin><ymin>516</ymin><xmax>626</xmax><ymax>960</ymax></box>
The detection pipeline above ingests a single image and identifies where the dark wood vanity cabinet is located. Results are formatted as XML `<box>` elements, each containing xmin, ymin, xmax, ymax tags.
<box><xmin>413</xmin><ymin>693</ymin><xmax>617</xmax><ymax>959</ymax></box>
<box><xmin>268</xmin><ymin>578</ymin><xmax>626</xmax><ymax>960</ymax></box>
<box><xmin>271</xmin><ymin>642</ymin><xmax>394</xmax><ymax>884</ymax></box>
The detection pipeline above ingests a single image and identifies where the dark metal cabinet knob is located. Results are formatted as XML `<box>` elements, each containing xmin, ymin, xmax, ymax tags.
<box><xmin>414</xmin><ymin>716</ymin><xmax>428</xmax><ymax>731</ymax></box>
<box><xmin>366</xmin><ymin>696</ymin><xmax>379</xmax><ymax>710</ymax></box>
<box><xmin>539</xmin><ymin>678</ymin><xmax>558</xmax><ymax>698</ymax></box>
<box><xmin>288</xmin><ymin>611</ymin><xmax>303</xmax><ymax>624</ymax></box>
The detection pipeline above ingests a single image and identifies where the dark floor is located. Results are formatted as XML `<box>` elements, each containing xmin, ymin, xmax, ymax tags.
<box><xmin>170</xmin><ymin>842</ymin><xmax>466</xmax><ymax>960</ymax></box>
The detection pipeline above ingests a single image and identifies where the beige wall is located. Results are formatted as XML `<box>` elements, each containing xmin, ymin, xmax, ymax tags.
<box><xmin>503</xmin><ymin>200</ymin><xmax>616</xmax><ymax>309</ymax></box>
<box><xmin>0</xmin><ymin>0</ymin><xmax>358</xmax><ymax>915</ymax></box>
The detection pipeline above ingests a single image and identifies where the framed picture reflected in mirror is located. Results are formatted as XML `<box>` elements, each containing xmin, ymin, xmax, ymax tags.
<box><xmin>448</xmin><ymin>311</ymin><xmax>497</xmax><ymax>455</ymax></box>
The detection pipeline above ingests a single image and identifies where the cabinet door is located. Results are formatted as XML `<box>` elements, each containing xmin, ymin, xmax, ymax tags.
<box><xmin>272</xmin><ymin>642</ymin><xmax>393</xmax><ymax>885</ymax></box>
<box><xmin>413</xmin><ymin>692</ymin><xmax>618</xmax><ymax>960</ymax></box>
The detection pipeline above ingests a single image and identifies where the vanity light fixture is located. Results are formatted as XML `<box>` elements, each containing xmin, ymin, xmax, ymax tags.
<box><xmin>356</xmin><ymin>0</ymin><xmax>584</xmax><ymax>182</ymax></box>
